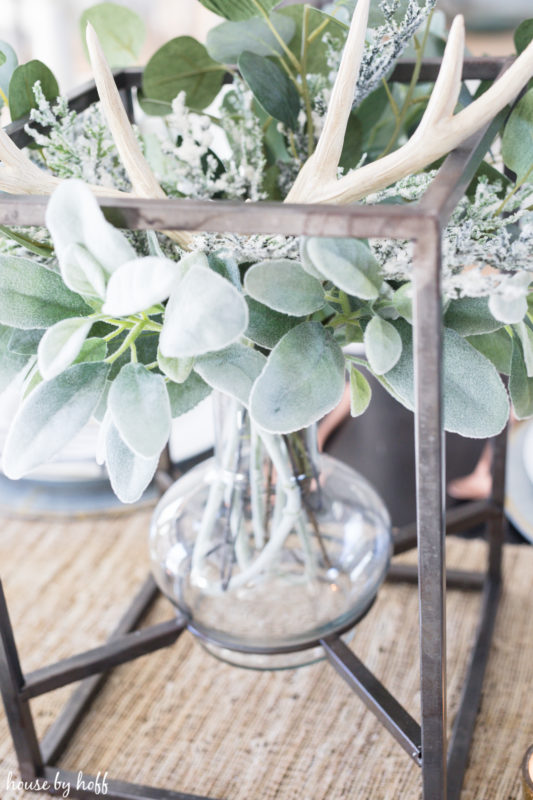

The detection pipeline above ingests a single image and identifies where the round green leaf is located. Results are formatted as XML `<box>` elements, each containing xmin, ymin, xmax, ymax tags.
<box><xmin>305</xmin><ymin>238</ymin><xmax>382</xmax><ymax>300</ymax></box>
<box><xmin>502</xmin><ymin>89</ymin><xmax>533</xmax><ymax>181</ymax></box>
<box><xmin>244</xmin><ymin>259</ymin><xmax>325</xmax><ymax>316</ymax></box>
<box><xmin>196</xmin><ymin>343</ymin><xmax>266</xmax><ymax>406</ymax></box>
<box><xmin>239</xmin><ymin>51</ymin><xmax>300</xmax><ymax>130</ymax></box>
<box><xmin>207</xmin><ymin>13</ymin><xmax>295</xmax><ymax>63</ymax></box>
<box><xmin>197</xmin><ymin>0</ymin><xmax>280</xmax><ymax>22</ymax></box>
<box><xmin>2</xmin><ymin>362</ymin><xmax>109</xmax><ymax>479</ymax></box>
<box><xmin>364</xmin><ymin>316</ymin><xmax>402</xmax><ymax>375</ymax></box>
<box><xmin>9</xmin><ymin>60</ymin><xmax>59</xmax><ymax>120</ymax></box>
<box><xmin>81</xmin><ymin>3</ymin><xmax>145</xmax><ymax>67</ymax></box>
<box><xmin>250</xmin><ymin>321</ymin><xmax>345</xmax><ymax>433</ymax></box>
<box><xmin>142</xmin><ymin>37</ymin><xmax>225</xmax><ymax>112</ymax></box>
<box><xmin>108</xmin><ymin>363</ymin><xmax>171</xmax><ymax>459</ymax></box>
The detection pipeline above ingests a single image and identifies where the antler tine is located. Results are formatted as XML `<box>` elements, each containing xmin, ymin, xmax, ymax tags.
<box><xmin>86</xmin><ymin>23</ymin><xmax>193</xmax><ymax>250</ymax></box>
<box><xmin>285</xmin><ymin>0</ymin><xmax>371</xmax><ymax>203</ymax></box>
<box><xmin>287</xmin><ymin>14</ymin><xmax>533</xmax><ymax>206</ymax></box>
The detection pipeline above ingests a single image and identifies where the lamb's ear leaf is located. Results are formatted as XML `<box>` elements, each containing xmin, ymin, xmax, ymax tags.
<box><xmin>38</xmin><ymin>317</ymin><xmax>93</xmax><ymax>380</ymax></box>
<box><xmin>244</xmin><ymin>259</ymin><xmax>325</xmax><ymax>316</ymax></box>
<box><xmin>364</xmin><ymin>316</ymin><xmax>402</xmax><ymax>375</ymax></box>
<box><xmin>510</xmin><ymin>338</ymin><xmax>533</xmax><ymax>419</ymax></box>
<box><xmin>105</xmin><ymin>422</ymin><xmax>159</xmax><ymax>504</ymax></box>
<box><xmin>2</xmin><ymin>361</ymin><xmax>109</xmax><ymax>478</ymax></box>
<box><xmin>444</xmin><ymin>296</ymin><xmax>503</xmax><ymax>335</ymax></box>
<box><xmin>103</xmin><ymin>256</ymin><xmax>183</xmax><ymax>317</ymax></box>
<box><xmin>250</xmin><ymin>321</ymin><xmax>345</xmax><ymax>433</ymax></box>
<box><xmin>305</xmin><ymin>237</ymin><xmax>382</xmax><ymax>300</ymax></box>
<box><xmin>108</xmin><ymin>363</ymin><xmax>171</xmax><ymax>459</ymax></box>
<box><xmin>167</xmin><ymin>373</ymin><xmax>212</xmax><ymax>419</ymax></box>
<box><xmin>383</xmin><ymin>322</ymin><xmax>509</xmax><ymax>438</ymax></box>
<box><xmin>0</xmin><ymin>254</ymin><xmax>91</xmax><ymax>330</ymax></box>
<box><xmin>196</xmin><ymin>343</ymin><xmax>267</xmax><ymax>406</ymax></box>
<box><xmin>160</xmin><ymin>266</ymin><xmax>248</xmax><ymax>358</ymax></box>
<box><xmin>349</xmin><ymin>365</ymin><xmax>371</xmax><ymax>417</ymax></box>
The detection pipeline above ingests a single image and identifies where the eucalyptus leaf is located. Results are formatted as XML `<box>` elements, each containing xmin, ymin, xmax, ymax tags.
<box><xmin>364</xmin><ymin>316</ymin><xmax>402</xmax><ymax>375</ymax></box>
<box><xmin>80</xmin><ymin>3</ymin><xmax>145</xmax><ymax>67</ymax></box>
<box><xmin>0</xmin><ymin>255</ymin><xmax>90</xmax><ymax>329</ymax></box>
<box><xmin>142</xmin><ymin>37</ymin><xmax>225</xmax><ymax>112</ymax></box>
<box><xmin>510</xmin><ymin>338</ymin><xmax>533</xmax><ymax>419</ymax></box>
<box><xmin>196</xmin><ymin>344</ymin><xmax>267</xmax><ymax>406</ymax></box>
<box><xmin>197</xmin><ymin>0</ymin><xmax>280</xmax><ymax>21</ymax></box>
<box><xmin>2</xmin><ymin>362</ymin><xmax>109</xmax><ymax>479</ymax></box>
<box><xmin>38</xmin><ymin>317</ymin><xmax>93</xmax><ymax>380</ymax></box>
<box><xmin>383</xmin><ymin>322</ymin><xmax>509</xmax><ymax>438</ymax></box>
<box><xmin>250</xmin><ymin>321</ymin><xmax>345</xmax><ymax>433</ymax></box>
<box><xmin>157</xmin><ymin>350</ymin><xmax>194</xmax><ymax>384</ymax></box>
<box><xmin>239</xmin><ymin>51</ymin><xmax>300</xmax><ymax>130</ymax></box>
<box><xmin>305</xmin><ymin>237</ymin><xmax>382</xmax><ymax>300</ymax></box>
<box><xmin>245</xmin><ymin>297</ymin><xmax>302</xmax><ymax>349</ymax></box>
<box><xmin>46</xmin><ymin>180</ymin><xmax>135</xmax><ymax>276</ymax></box>
<box><xmin>103</xmin><ymin>256</ymin><xmax>183</xmax><ymax>317</ymax></box>
<box><xmin>108</xmin><ymin>363</ymin><xmax>171</xmax><ymax>458</ymax></box>
<box><xmin>0</xmin><ymin>41</ymin><xmax>18</xmax><ymax>105</ymax></box>
<box><xmin>349</xmin><ymin>365</ymin><xmax>371</xmax><ymax>417</ymax></box>
<box><xmin>467</xmin><ymin>329</ymin><xmax>512</xmax><ymax>376</ymax></box>
<box><xmin>105</xmin><ymin>421</ymin><xmax>159</xmax><ymax>504</ymax></box>
<box><xmin>167</xmin><ymin>373</ymin><xmax>211</xmax><ymax>418</ymax></box>
<box><xmin>515</xmin><ymin>19</ymin><xmax>533</xmax><ymax>56</ymax></box>
<box><xmin>9</xmin><ymin>59</ymin><xmax>59</xmax><ymax>120</ymax></box>
<box><xmin>206</xmin><ymin>13</ymin><xmax>295</xmax><ymax>63</ymax></box>
<box><xmin>445</xmin><ymin>296</ymin><xmax>503</xmax><ymax>335</ymax></box>
<box><xmin>160</xmin><ymin>265</ymin><xmax>248</xmax><ymax>358</ymax></box>
<box><xmin>244</xmin><ymin>259</ymin><xmax>325</xmax><ymax>316</ymax></box>
<box><xmin>8</xmin><ymin>328</ymin><xmax>43</xmax><ymax>356</ymax></box>
<box><xmin>0</xmin><ymin>325</ymin><xmax>29</xmax><ymax>393</ymax></box>
<box><xmin>278</xmin><ymin>6</ymin><xmax>347</xmax><ymax>75</ymax></box>
<box><xmin>502</xmin><ymin>88</ymin><xmax>533</xmax><ymax>181</ymax></box>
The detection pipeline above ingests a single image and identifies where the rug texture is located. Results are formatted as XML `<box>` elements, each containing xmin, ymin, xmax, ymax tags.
<box><xmin>0</xmin><ymin>511</ymin><xmax>531</xmax><ymax>799</ymax></box>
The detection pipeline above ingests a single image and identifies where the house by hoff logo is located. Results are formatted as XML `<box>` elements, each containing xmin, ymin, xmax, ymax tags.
<box><xmin>6</xmin><ymin>770</ymin><xmax>109</xmax><ymax>797</ymax></box>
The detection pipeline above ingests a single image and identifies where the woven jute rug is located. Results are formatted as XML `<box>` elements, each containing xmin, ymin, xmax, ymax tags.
<box><xmin>0</xmin><ymin>510</ymin><xmax>532</xmax><ymax>799</ymax></box>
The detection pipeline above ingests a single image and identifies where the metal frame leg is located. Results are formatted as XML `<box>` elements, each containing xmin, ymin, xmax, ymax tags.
<box><xmin>413</xmin><ymin>225</ymin><xmax>447</xmax><ymax>800</ymax></box>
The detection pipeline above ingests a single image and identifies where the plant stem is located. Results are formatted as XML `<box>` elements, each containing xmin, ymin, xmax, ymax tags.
<box><xmin>301</xmin><ymin>5</ymin><xmax>316</xmax><ymax>157</ymax></box>
<box><xmin>494</xmin><ymin>163</ymin><xmax>533</xmax><ymax>216</ymax></box>
<box><xmin>106</xmin><ymin>321</ymin><xmax>146</xmax><ymax>364</ymax></box>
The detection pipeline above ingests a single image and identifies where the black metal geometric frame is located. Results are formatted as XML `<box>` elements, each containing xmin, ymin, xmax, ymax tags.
<box><xmin>0</xmin><ymin>56</ymin><xmax>514</xmax><ymax>800</ymax></box>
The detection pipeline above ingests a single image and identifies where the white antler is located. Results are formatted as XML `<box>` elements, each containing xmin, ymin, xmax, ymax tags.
<box><xmin>287</xmin><ymin>12</ymin><xmax>533</xmax><ymax>205</ymax></box>
<box><xmin>85</xmin><ymin>23</ymin><xmax>193</xmax><ymax>249</ymax></box>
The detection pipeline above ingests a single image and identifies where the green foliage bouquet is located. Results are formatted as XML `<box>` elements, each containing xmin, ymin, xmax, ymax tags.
<box><xmin>0</xmin><ymin>0</ymin><xmax>533</xmax><ymax>503</ymax></box>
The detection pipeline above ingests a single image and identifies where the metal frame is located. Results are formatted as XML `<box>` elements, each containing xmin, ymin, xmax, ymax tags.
<box><xmin>0</xmin><ymin>57</ymin><xmax>512</xmax><ymax>800</ymax></box>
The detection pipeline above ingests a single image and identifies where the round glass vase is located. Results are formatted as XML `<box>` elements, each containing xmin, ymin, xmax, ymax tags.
<box><xmin>150</xmin><ymin>393</ymin><xmax>392</xmax><ymax>669</ymax></box>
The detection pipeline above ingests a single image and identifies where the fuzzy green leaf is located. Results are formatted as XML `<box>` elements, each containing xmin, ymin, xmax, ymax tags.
<box><xmin>245</xmin><ymin>297</ymin><xmax>302</xmax><ymax>349</ymax></box>
<box><xmin>167</xmin><ymin>373</ymin><xmax>211</xmax><ymax>418</ymax></box>
<box><xmin>0</xmin><ymin>325</ymin><xmax>29</xmax><ymax>393</ymax></box>
<box><xmin>489</xmin><ymin>291</ymin><xmax>528</xmax><ymax>325</ymax></box>
<box><xmin>514</xmin><ymin>322</ymin><xmax>533</xmax><ymax>377</ymax></box>
<box><xmin>142</xmin><ymin>37</ymin><xmax>225</xmax><ymax>112</ymax></box>
<box><xmin>196</xmin><ymin>343</ymin><xmax>266</xmax><ymax>406</ymax></box>
<box><xmin>305</xmin><ymin>238</ymin><xmax>381</xmax><ymax>300</ymax></box>
<box><xmin>160</xmin><ymin>265</ymin><xmax>248</xmax><ymax>358</ymax></box>
<box><xmin>9</xmin><ymin>59</ymin><xmax>59</xmax><ymax>120</ymax></box>
<box><xmin>105</xmin><ymin>421</ymin><xmax>158</xmax><ymax>504</ymax></box>
<box><xmin>207</xmin><ymin>13</ymin><xmax>295</xmax><ymax>63</ymax></box>
<box><xmin>349</xmin><ymin>365</ymin><xmax>371</xmax><ymax>417</ymax></box>
<box><xmin>157</xmin><ymin>350</ymin><xmax>194</xmax><ymax>384</ymax></box>
<box><xmin>444</xmin><ymin>296</ymin><xmax>503</xmax><ymax>335</ymax></box>
<box><xmin>2</xmin><ymin>361</ymin><xmax>109</xmax><ymax>479</ymax></box>
<box><xmin>466</xmin><ymin>329</ymin><xmax>512</xmax><ymax>376</ymax></box>
<box><xmin>383</xmin><ymin>322</ymin><xmax>509</xmax><ymax>438</ymax></box>
<box><xmin>364</xmin><ymin>316</ymin><xmax>402</xmax><ymax>375</ymax></box>
<box><xmin>38</xmin><ymin>317</ymin><xmax>93</xmax><ymax>380</ymax></box>
<box><xmin>81</xmin><ymin>3</ymin><xmax>145</xmax><ymax>67</ymax></box>
<box><xmin>8</xmin><ymin>328</ymin><xmax>43</xmax><ymax>356</ymax></box>
<box><xmin>197</xmin><ymin>0</ymin><xmax>280</xmax><ymax>22</ymax></box>
<box><xmin>108</xmin><ymin>363</ymin><xmax>171</xmax><ymax>459</ymax></box>
<box><xmin>250</xmin><ymin>321</ymin><xmax>345</xmax><ymax>433</ymax></box>
<box><xmin>103</xmin><ymin>256</ymin><xmax>183</xmax><ymax>317</ymax></box>
<box><xmin>0</xmin><ymin>255</ymin><xmax>90</xmax><ymax>329</ymax></box>
<box><xmin>238</xmin><ymin>51</ymin><xmax>300</xmax><ymax>130</ymax></box>
<box><xmin>244</xmin><ymin>259</ymin><xmax>325</xmax><ymax>316</ymax></box>
<box><xmin>510</xmin><ymin>338</ymin><xmax>533</xmax><ymax>419</ymax></box>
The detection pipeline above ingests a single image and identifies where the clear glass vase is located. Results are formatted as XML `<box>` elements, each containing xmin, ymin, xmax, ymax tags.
<box><xmin>150</xmin><ymin>393</ymin><xmax>392</xmax><ymax>669</ymax></box>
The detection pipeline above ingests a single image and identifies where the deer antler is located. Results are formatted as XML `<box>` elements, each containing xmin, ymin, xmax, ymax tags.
<box><xmin>85</xmin><ymin>23</ymin><xmax>193</xmax><ymax>250</ymax></box>
<box><xmin>286</xmin><ymin>10</ymin><xmax>533</xmax><ymax>205</ymax></box>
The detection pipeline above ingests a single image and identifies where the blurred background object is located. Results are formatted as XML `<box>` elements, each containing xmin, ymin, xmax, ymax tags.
<box><xmin>440</xmin><ymin>0</ymin><xmax>532</xmax><ymax>31</ymax></box>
